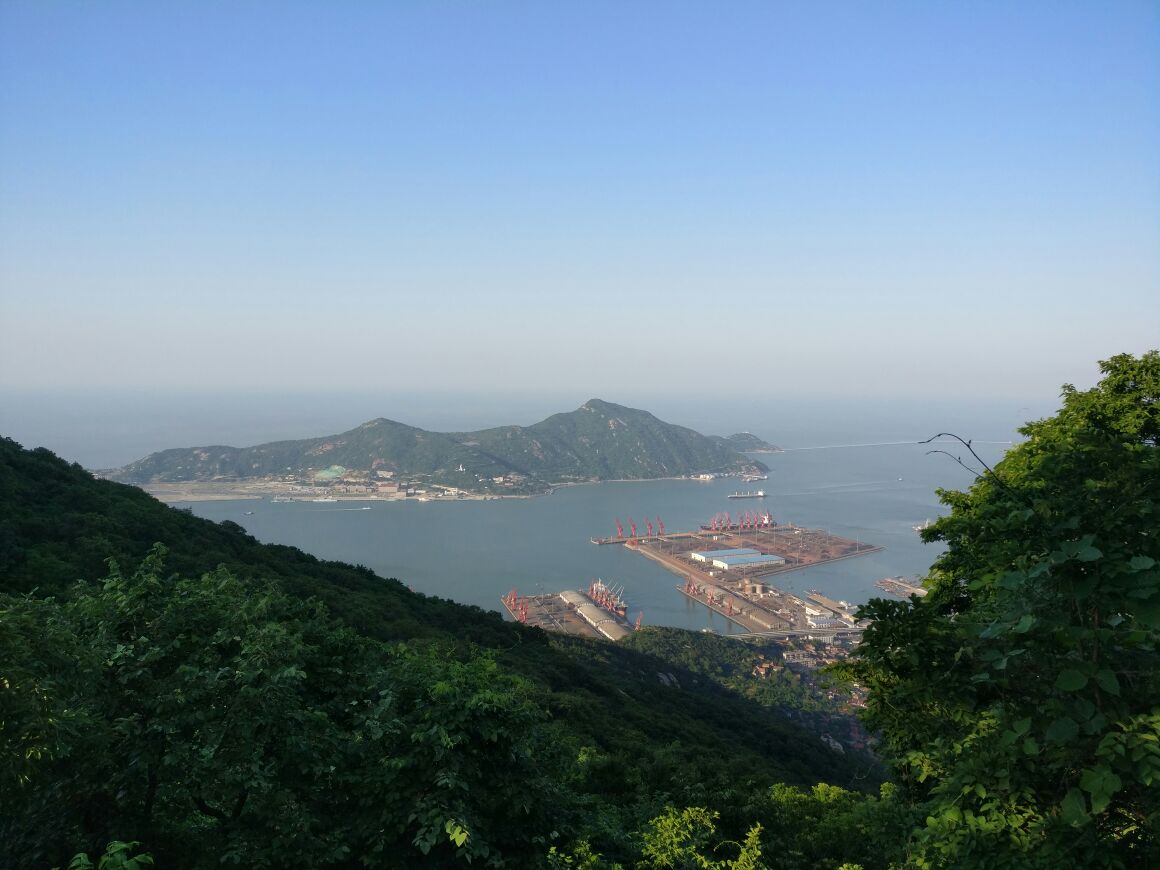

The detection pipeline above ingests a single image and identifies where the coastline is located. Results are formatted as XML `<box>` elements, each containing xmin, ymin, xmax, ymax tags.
<box><xmin>141</xmin><ymin>482</ymin><xmax>517</xmax><ymax>504</ymax></box>
<box><xmin>138</xmin><ymin>472</ymin><xmax>744</xmax><ymax>504</ymax></box>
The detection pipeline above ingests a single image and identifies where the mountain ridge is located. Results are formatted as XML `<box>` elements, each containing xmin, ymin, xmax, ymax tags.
<box><xmin>110</xmin><ymin>399</ymin><xmax>768</xmax><ymax>493</ymax></box>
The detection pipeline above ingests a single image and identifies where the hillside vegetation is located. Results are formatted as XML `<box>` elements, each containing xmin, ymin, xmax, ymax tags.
<box><xmin>109</xmin><ymin>399</ymin><xmax>764</xmax><ymax>492</ymax></box>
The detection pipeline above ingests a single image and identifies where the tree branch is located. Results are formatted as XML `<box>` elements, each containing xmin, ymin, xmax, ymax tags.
<box><xmin>920</xmin><ymin>433</ymin><xmax>1010</xmax><ymax>490</ymax></box>
<box><xmin>193</xmin><ymin>793</ymin><xmax>229</xmax><ymax>822</ymax></box>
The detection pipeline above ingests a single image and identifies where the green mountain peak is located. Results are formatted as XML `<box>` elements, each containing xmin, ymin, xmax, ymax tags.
<box><xmin>111</xmin><ymin>401</ymin><xmax>765</xmax><ymax>491</ymax></box>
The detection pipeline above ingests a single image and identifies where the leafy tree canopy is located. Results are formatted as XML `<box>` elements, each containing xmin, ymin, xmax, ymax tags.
<box><xmin>2</xmin><ymin>550</ymin><xmax>566</xmax><ymax>868</ymax></box>
<box><xmin>841</xmin><ymin>351</ymin><xmax>1160</xmax><ymax>868</ymax></box>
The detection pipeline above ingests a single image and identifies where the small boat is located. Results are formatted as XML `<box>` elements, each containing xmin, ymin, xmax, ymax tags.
<box><xmin>912</xmin><ymin>518</ymin><xmax>933</xmax><ymax>532</ymax></box>
<box><xmin>243</xmin><ymin>510</ymin><xmax>254</xmax><ymax>516</ymax></box>
<box><xmin>728</xmin><ymin>490</ymin><xmax>766</xmax><ymax>499</ymax></box>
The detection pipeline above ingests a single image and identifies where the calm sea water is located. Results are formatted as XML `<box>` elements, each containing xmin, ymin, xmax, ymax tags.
<box><xmin>183</xmin><ymin>440</ymin><xmax>1008</xmax><ymax>632</ymax></box>
<box><xmin>4</xmin><ymin>390</ymin><xmax>1027</xmax><ymax>631</ymax></box>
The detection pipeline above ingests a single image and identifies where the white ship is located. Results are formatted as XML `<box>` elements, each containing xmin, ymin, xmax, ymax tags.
<box><xmin>727</xmin><ymin>490</ymin><xmax>766</xmax><ymax>499</ymax></box>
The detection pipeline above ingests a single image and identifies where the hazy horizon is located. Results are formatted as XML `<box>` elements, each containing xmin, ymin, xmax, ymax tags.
<box><xmin>2</xmin><ymin>2</ymin><xmax>1157</xmax><ymax>405</ymax></box>
<box><xmin>2</xmin><ymin>387</ymin><xmax>1055</xmax><ymax>470</ymax></box>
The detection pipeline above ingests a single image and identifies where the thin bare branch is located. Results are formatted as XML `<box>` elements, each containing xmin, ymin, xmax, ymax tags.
<box><xmin>924</xmin><ymin>449</ymin><xmax>986</xmax><ymax>479</ymax></box>
<box><xmin>921</xmin><ymin>433</ymin><xmax>1010</xmax><ymax>490</ymax></box>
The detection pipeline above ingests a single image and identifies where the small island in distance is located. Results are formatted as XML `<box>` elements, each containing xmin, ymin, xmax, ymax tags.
<box><xmin>108</xmin><ymin>398</ymin><xmax>779</xmax><ymax>502</ymax></box>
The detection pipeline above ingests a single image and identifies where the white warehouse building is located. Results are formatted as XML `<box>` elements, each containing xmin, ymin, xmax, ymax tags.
<box><xmin>710</xmin><ymin>553</ymin><xmax>787</xmax><ymax>571</ymax></box>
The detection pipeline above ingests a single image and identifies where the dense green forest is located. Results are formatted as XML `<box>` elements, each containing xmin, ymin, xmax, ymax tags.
<box><xmin>3</xmin><ymin>352</ymin><xmax>1157</xmax><ymax>867</ymax></box>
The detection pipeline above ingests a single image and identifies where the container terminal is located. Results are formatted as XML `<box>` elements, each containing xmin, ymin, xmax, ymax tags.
<box><xmin>594</xmin><ymin>510</ymin><xmax>881</xmax><ymax>636</ymax></box>
<box><xmin>504</xmin><ymin>512</ymin><xmax>881</xmax><ymax>643</ymax></box>
<box><xmin>501</xmin><ymin>579</ymin><xmax>640</xmax><ymax>641</ymax></box>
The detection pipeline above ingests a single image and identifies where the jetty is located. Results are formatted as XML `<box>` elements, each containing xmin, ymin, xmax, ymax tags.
<box><xmin>874</xmin><ymin>576</ymin><xmax>928</xmax><ymax>598</ymax></box>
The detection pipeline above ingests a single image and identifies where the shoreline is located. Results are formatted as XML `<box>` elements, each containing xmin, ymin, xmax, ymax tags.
<box><xmin>142</xmin><ymin>484</ymin><xmax>521</xmax><ymax>504</ymax></box>
<box><xmin>136</xmin><ymin>473</ymin><xmax>747</xmax><ymax>504</ymax></box>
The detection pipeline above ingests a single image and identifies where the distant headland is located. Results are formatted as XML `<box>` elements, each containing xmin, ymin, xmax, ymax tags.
<box><xmin>107</xmin><ymin>399</ymin><xmax>779</xmax><ymax>502</ymax></box>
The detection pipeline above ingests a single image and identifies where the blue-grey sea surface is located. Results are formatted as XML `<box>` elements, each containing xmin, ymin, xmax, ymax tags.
<box><xmin>3</xmin><ymin>390</ymin><xmax>1025</xmax><ymax>631</ymax></box>
<box><xmin>184</xmin><ymin>440</ymin><xmax>1007</xmax><ymax>632</ymax></box>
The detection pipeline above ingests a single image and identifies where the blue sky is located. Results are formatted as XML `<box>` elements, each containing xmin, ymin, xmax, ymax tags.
<box><xmin>1</xmin><ymin>1</ymin><xmax>1157</xmax><ymax>402</ymax></box>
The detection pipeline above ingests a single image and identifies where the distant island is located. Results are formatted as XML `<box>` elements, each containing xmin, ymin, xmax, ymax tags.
<box><xmin>109</xmin><ymin>399</ymin><xmax>776</xmax><ymax>501</ymax></box>
<box><xmin>712</xmin><ymin>431</ymin><xmax>782</xmax><ymax>453</ymax></box>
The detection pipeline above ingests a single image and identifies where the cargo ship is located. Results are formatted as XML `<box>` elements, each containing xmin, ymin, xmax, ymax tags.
<box><xmin>727</xmin><ymin>490</ymin><xmax>766</xmax><ymax>499</ymax></box>
<box><xmin>586</xmin><ymin>579</ymin><xmax>628</xmax><ymax>618</ymax></box>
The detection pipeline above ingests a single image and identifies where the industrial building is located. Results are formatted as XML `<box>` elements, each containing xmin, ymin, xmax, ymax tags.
<box><xmin>689</xmin><ymin>547</ymin><xmax>758</xmax><ymax>563</ymax></box>
<box><xmin>710</xmin><ymin>552</ymin><xmax>787</xmax><ymax>570</ymax></box>
<box><xmin>806</xmin><ymin>615</ymin><xmax>848</xmax><ymax>629</ymax></box>
<box><xmin>559</xmin><ymin>590</ymin><xmax>632</xmax><ymax>641</ymax></box>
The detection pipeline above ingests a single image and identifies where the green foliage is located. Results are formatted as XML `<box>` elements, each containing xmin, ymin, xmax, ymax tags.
<box><xmin>841</xmin><ymin>351</ymin><xmax>1160</xmax><ymax>868</ymax></box>
<box><xmin>746</xmin><ymin>782</ymin><xmax>917</xmax><ymax>870</ymax></box>
<box><xmin>58</xmin><ymin>841</ymin><xmax>154</xmax><ymax>870</ymax></box>
<box><xmin>547</xmin><ymin>785</ymin><xmax>911</xmax><ymax>870</ymax></box>
<box><xmin>638</xmin><ymin>807</ymin><xmax>766</xmax><ymax>870</ymax></box>
<box><xmin>2</xmin><ymin>552</ymin><xmax>565</xmax><ymax>868</ymax></box>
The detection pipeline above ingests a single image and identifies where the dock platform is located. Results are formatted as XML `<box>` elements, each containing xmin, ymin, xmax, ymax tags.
<box><xmin>499</xmin><ymin>593</ymin><xmax>604</xmax><ymax>638</ymax></box>
<box><xmin>621</xmin><ymin>520</ymin><xmax>879</xmax><ymax>633</ymax></box>
<box><xmin>806</xmin><ymin>590</ymin><xmax>856</xmax><ymax>617</ymax></box>
<box><xmin>874</xmin><ymin>577</ymin><xmax>928</xmax><ymax>598</ymax></box>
